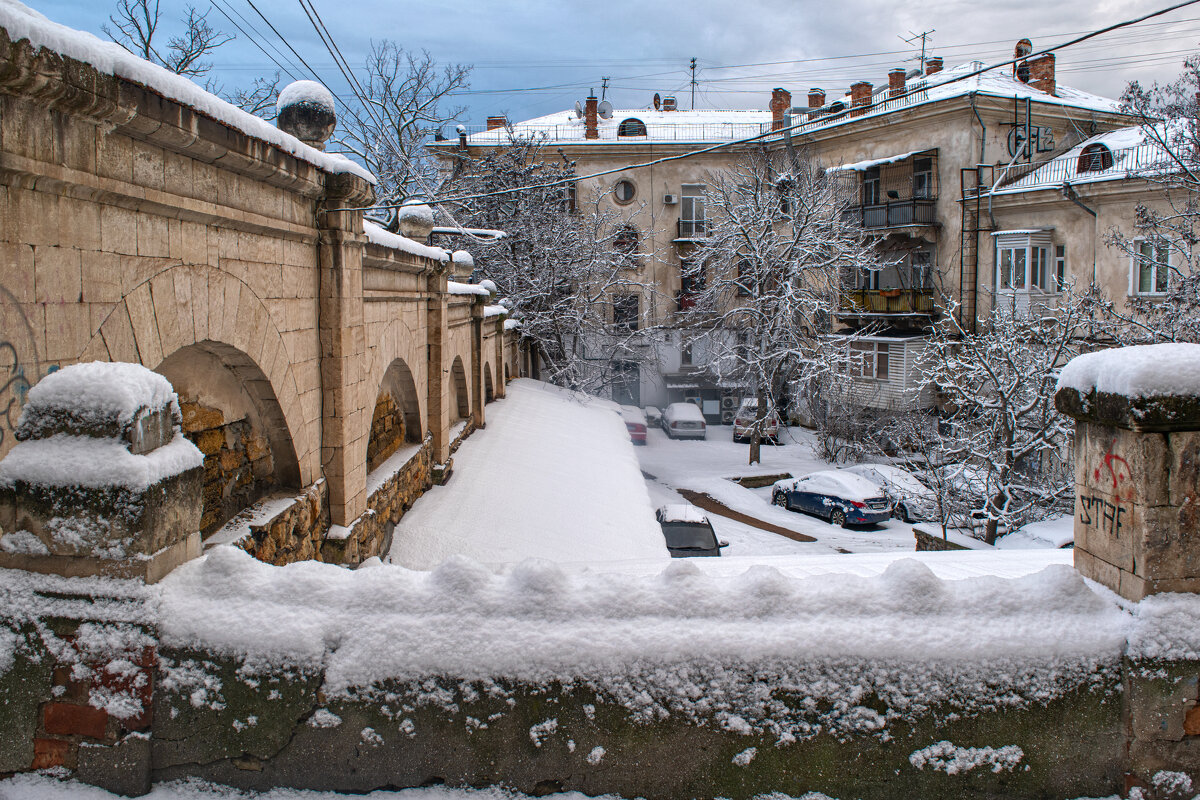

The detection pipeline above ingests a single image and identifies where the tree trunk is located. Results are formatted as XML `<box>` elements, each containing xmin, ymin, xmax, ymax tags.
<box><xmin>748</xmin><ymin>385</ymin><xmax>768</xmax><ymax>466</ymax></box>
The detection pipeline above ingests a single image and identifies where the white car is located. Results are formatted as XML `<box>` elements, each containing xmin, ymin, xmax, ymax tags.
<box><xmin>732</xmin><ymin>398</ymin><xmax>781</xmax><ymax>444</ymax></box>
<box><xmin>661</xmin><ymin>402</ymin><xmax>707</xmax><ymax>440</ymax></box>
<box><xmin>844</xmin><ymin>464</ymin><xmax>936</xmax><ymax>523</ymax></box>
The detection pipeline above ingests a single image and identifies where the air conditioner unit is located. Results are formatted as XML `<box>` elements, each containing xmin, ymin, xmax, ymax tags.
<box><xmin>722</xmin><ymin>410</ymin><xmax>735</xmax><ymax>425</ymax></box>
<box><xmin>663</xmin><ymin>194</ymin><xmax>678</xmax><ymax>205</ymax></box>
<box><xmin>721</xmin><ymin>396</ymin><xmax>737</xmax><ymax>410</ymax></box>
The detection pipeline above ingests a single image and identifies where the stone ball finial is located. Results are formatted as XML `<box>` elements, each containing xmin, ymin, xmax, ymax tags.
<box><xmin>276</xmin><ymin>80</ymin><xmax>337</xmax><ymax>151</ymax></box>
<box><xmin>397</xmin><ymin>202</ymin><xmax>435</xmax><ymax>240</ymax></box>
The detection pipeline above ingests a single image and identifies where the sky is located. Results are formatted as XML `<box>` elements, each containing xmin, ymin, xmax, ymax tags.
<box><xmin>31</xmin><ymin>0</ymin><xmax>1200</xmax><ymax>129</ymax></box>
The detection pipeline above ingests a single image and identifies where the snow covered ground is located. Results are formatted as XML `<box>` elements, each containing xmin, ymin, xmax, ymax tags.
<box><xmin>388</xmin><ymin>380</ymin><xmax>667</xmax><ymax>569</ymax></box>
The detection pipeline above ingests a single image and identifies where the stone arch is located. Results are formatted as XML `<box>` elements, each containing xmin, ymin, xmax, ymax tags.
<box><xmin>367</xmin><ymin>358</ymin><xmax>423</xmax><ymax>473</ymax></box>
<box><xmin>504</xmin><ymin>363</ymin><xmax>511</xmax><ymax>383</ymax></box>
<box><xmin>86</xmin><ymin>265</ymin><xmax>315</xmax><ymax>486</ymax></box>
<box><xmin>158</xmin><ymin>341</ymin><xmax>300</xmax><ymax>534</ymax></box>
<box><xmin>450</xmin><ymin>355</ymin><xmax>470</xmax><ymax>421</ymax></box>
<box><xmin>484</xmin><ymin>363</ymin><xmax>495</xmax><ymax>404</ymax></box>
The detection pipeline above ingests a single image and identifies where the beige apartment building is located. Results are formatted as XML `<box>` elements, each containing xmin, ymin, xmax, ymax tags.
<box><xmin>443</xmin><ymin>44</ymin><xmax>1137</xmax><ymax>420</ymax></box>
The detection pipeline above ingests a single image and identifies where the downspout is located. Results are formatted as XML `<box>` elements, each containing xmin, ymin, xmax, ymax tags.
<box><xmin>1062</xmin><ymin>181</ymin><xmax>1099</xmax><ymax>284</ymax></box>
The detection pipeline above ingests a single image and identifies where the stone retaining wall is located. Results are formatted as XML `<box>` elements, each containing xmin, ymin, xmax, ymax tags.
<box><xmin>180</xmin><ymin>401</ymin><xmax>276</xmax><ymax>535</ymax></box>
<box><xmin>233</xmin><ymin>480</ymin><xmax>329</xmax><ymax>565</ymax></box>
<box><xmin>914</xmin><ymin>529</ymin><xmax>969</xmax><ymax>551</ymax></box>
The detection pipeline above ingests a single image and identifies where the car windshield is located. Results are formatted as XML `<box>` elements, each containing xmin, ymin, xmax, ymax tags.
<box><xmin>661</xmin><ymin>522</ymin><xmax>717</xmax><ymax>550</ymax></box>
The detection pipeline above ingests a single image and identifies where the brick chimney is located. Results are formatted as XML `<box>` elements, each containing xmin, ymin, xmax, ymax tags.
<box><xmin>770</xmin><ymin>87</ymin><xmax>792</xmax><ymax>131</ymax></box>
<box><xmin>850</xmin><ymin>81</ymin><xmax>873</xmax><ymax>116</ymax></box>
<box><xmin>807</xmin><ymin>88</ymin><xmax>825</xmax><ymax>116</ymax></box>
<box><xmin>486</xmin><ymin>115</ymin><xmax>507</xmax><ymax>131</ymax></box>
<box><xmin>1026</xmin><ymin>53</ymin><xmax>1056</xmax><ymax>97</ymax></box>
<box><xmin>888</xmin><ymin>68</ymin><xmax>906</xmax><ymax>99</ymax></box>
<box><xmin>585</xmin><ymin>95</ymin><xmax>598</xmax><ymax>140</ymax></box>
<box><xmin>925</xmin><ymin>57</ymin><xmax>943</xmax><ymax>75</ymax></box>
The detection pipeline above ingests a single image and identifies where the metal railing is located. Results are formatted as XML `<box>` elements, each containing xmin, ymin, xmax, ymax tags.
<box><xmin>456</xmin><ymin>121</ymin><xmax>774</xmax><ymax>143</ymax></box>
<box><xmin>839</xmin><ymin>288</ymin><xmax>937</xmax><ymax>315</ymax></box>
<box><xmin>676</xmin><ymin>219</ymin><xmax>708</xmax><ymax>240</ymax></box>
<box><xmin>841</xmin><ymin>198</ymin><xmax>936</xmax><ymax>229</ymax></box>
<box><xmin>991</xmin><ymin>142</ymin><xmax>1167</xmax><ymax>192</ymax></box>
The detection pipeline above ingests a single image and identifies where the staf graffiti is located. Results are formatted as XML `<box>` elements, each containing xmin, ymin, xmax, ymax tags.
<box><xmin>1078</xmin><ymin>446</ymin><xmax>1133</xmax><ymax>537</ymax></box>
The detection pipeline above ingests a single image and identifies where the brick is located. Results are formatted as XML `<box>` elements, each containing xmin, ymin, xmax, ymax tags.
<box><xmin>43</xmin><ymin>702</ymin><xmax>109</xmax><ymax>739</ymax></box>
<box><xmin>31</xmin><ymin>737</ymin><xmax>71</xmax><ymax>769</ymax></box>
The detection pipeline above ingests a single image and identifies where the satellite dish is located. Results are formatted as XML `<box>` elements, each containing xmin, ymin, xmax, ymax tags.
<box><xmin>598</xmin><ymin>100</ymin><xmax>613</xmax><ymax>119</ymax></box>
<box><xmin>653</xmin><ymin>93</ymin><xmax>661</xmax><ymax>111</ymax></box>
<box><xmin>574</xmin><ymin>100</ymin><xmax>584</xmax><ymax>118</ymax></box>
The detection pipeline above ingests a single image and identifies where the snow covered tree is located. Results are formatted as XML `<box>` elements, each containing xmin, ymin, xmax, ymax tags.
<box><xmin>103</xmin><ymin>0</ymin><xmax>230</xmax><ymax>79</ymax></box>
<box><xmin>442</xmin><ymin>137</ymin><xmax>661</xmax><ymax>395</ymax></box>
<box><xmin>1104</xmin><ymin>57</ymin><xmax>1200</xmax><ymax>344</ymax></box>
<box><xmin>917</xmin><ymin>291</ymin><xmax>1091</xmax><ymax>543</ymax></box>
<box><xmin>679</xmin><ymin>148</ymin><xmax>891</xmax><ymax>464</ymax></box>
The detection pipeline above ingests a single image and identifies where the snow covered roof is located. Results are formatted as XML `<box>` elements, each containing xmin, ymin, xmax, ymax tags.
<box><xmin>990</xmin><ymin>124</ymin><xmax>1171</xmax><ymax>194</ymax></box>
<box><xmin>0</xmin><ymin>0</ymin><xmax>373</xmax><ymax>183</ymax></box>
<box><xmin>827</xmin><ymin>150</ymin><xmax>927</xmax><ymax>171</ymax></box>
<box><xmin>657</xmin><ymin>504</ymin><xmax>708</xmax><ymax>524</ymax></box>
<box><xmin>460</xmin><ymin>108</ymin><xmax>775</xmax><ymax>145</ymax></box>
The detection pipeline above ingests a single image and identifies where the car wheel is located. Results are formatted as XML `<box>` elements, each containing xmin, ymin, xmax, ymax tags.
<box><xmin>772</xmin><ymin>491</ymin><xmax>787</xmax><ymax>508</ymax></box>
<box><xmin>896</xmin><ymin>503</ymin><xmax>911</xmax><ymax>523</ymax></box>
<box><xmin>830</xmin><ymin>508</ymin><xmax>848</xmax><ymax>528</ymax></box>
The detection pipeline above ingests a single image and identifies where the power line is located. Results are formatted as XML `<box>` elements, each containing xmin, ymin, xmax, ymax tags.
<box><xmin>209</xmin><ymin>0</ymin><xmax>304</xmax><ymax>81</ymax></box>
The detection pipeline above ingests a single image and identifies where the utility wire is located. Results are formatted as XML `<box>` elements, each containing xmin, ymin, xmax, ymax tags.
<box><xmin>241</xmin><ymin>0</ymin><xmax>329</xmax><ymax>86</ymax></box>
<box><xmin>210</xmin><ymin>0</ymin><xmax>304</xmax><ymax>81</ymax></box>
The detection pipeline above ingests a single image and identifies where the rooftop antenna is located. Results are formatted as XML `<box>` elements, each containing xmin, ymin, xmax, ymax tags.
<box><xmin>900</xmin><ymin>29</ymin><xmax>935</xmax><ymax>73</ymax></box>
<box><xmin>689</xmin><ymin>57</ymin><xmax>698</xmax><ymax>109</ymax></box>
<box><xmin>600</xmin><ymin>76</ymin><xmax>610</xmax><ymax>101</ymax></box>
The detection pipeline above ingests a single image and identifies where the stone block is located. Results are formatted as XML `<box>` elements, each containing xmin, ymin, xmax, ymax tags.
<box><xmin>81</xmin><ymin>250</ymin><xmax>125</xmax><ymax>304</ymax></box>
<box><xmin>0</xmin><ymin>241</ymin><xmax>36</xmax><ymax>304</ymax></box>
<box><xmin>100</xmin><ymin>204</ymin><xmax>138</xmax><ymax>256</ymax></box>
<box><xmin>99</xmin><ymin>302</ymin><xmax>141</xmax><ymax>364</ymax></box>
<box><xmin>34</xmin><ymin>245</ymin><xmax>82</xmax><ymax>304</ymax></box>
<box><xmin>1074</xmin><ymin>547</ymin><xmax>1120</xmax><ymax>594</ymax></box>
<box><xmin>76</xmin><ymin>733</ymin><xmax>151</xmax><ymax>797</ymax></box>
<box><xmin>131</xmin><ymin>140</ymin><xmax>165</xmax><ymax>192</ymax></box>
<box><xmin>31</xmin><ymin>737</ymin><xmax>71</xmax><ymax>770</ymax></box>
<box><xmin>137</xmin><ymin>214</ymin><xmax>169</xmax><ymax>259</ymax></box>
<box><xmin>1136</xmin><ymin>505</ymin><xmax>1200</xmax><ymax>581</ymax></box>
<box><xmin>1168</xmin><ymin>430</ymin><xmax>1200</xmax><ymax>510</ymax></box>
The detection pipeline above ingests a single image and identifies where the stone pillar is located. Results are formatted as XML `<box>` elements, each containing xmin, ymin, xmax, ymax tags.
<box><xmin>0</xmin><ymin>362</ymin><xmax>203</xmax><ymax>582</ymax></box>
<box><xmin>317</xmin><ymin>173</ymin><xmax>374</xmax><ymax>526</ymax></box>
<box><xmin>494</xmin><ymin>316</ymin><xmax>507</xmax><ymax>399</ymax></box>
<box><xmin>426</xmin><ymin>268</ymin><xmax>451</xmax><ymax>468</ymax></box>
<box><xmin>470</xmin><ymin>296</ymin><xmax>486</xmax><ymax>429</ymax></box>
<box><xmin>1055</xmin><ymin>344</ymin><xmax>1200</xmax><ymax>600</ymax></box>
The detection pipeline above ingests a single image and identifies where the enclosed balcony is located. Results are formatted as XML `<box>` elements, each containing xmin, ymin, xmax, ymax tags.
<box><xmin>837</xmin><ymin>253</ymin><xmax>938</xmax><ymax>324</ymax></box>
<box><xmin>834</xmin><ymin>149</ymin><xmax>939</xmax><ymax>232</ymax></box>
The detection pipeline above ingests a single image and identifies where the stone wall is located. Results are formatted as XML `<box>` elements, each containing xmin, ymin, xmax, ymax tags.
<box><xmin>233</xmin><ymin>480</ymin><xmax>329</xmax><ymax>566</ymax></box>
<box><xmin>181</xmin><ymin>400</ymin><xmax>276</xmax><ymax>535</ymax></box>
<box><xmin>914</xmin><ymin>528</ymin><xmax>969</xmax><ymax>551</ymax></box>
<box><xmin>366</xmin><ymin>391</ymin><xmax>407</xmax><ymax>474</ymax></box>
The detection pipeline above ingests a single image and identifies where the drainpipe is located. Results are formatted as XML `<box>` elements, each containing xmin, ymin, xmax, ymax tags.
<box><xmin>969</xmin><ymin>93</ymin><xmax>986</xmax><ymax>164</ymax></box>
<box><xmin>1062</xmin><ymin>181</ymin><xmax>1099</xmax><ymax>284</ymax></box>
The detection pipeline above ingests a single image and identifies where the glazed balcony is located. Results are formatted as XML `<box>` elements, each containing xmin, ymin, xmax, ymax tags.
<box><xmin>839</xmin><ymin>287</ymin><xmax>937</xmax><ymax>317</ymax></box>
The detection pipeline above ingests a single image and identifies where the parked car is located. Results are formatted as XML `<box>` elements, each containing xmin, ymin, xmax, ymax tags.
<box><xmin>771</xmin><ymin>470</ymin><xmax>891</xmax><ymax>527</ymax></box>
<box><xmin>732</xmin><ymin>398</ymin><xmax>781</xmax><ymax>444</ymax></box>
<box><xmin>655</xmin><ymin>505</ymin><xmax>728</xmax><ymax>557</ymax></box>
<box><xmin>620</xmin><ymin>405</ymin><xmax>647</xmax><ymax>445</ymax></box>
<box><xmin>844</xmin><ymin>463</ymin><xmax>936</xmax><ymax>523</ymax></box>
<box><xmin>662</xmin><ymin>402</ymin><xmax>707</xmax><ymax>440</ymax></box>
<box><xmin>643</xmin><ymin>406</ymin><xmax>662</xmax><ymax>427</ymax></box>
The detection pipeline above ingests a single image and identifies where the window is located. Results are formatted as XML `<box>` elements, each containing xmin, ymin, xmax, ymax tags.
<box><xmin>617</xmin><ymin>118</ymin><xmax>648</xmax><ymax>137</ymax></box>
<box><xmin>993</xmin><ymin>231</ymin><xmax>1055</xmax><ymax>292</ymax></box>
<box><xmin>859</xmin><ymin>266</ymin><xmax>881</xmax><ymax>291</ymax></box>
<box><xmin>911</xmin><ymin>249</ymin><xmax>933</xmax><ymax>288</ymax></box>
<box><xmin>913</xmin><ymin>158</ymin><xmax>934</xmax><ymax>199</ymax></box>
<box><xmin>862</xmin><ymin>166</ymin><xmax>881</xmax><ymax>206</ymax></box>
<box><xmin>998</xmin><ymin>246</ymin><xmax>1027</xmax><ymax>289</ymax></box>
<box><xmin>614</xmin><ymin>179</ymin><xmax>636</xmax><ymax>203</ymax></box>
<box><xmin>561</xmin><ymin>181</ymin><xmax>577</xmax><ymax>213</ymax></box>
<box><xmin>776</xmin><ymin>176</ymin><xmax>795</xmax><ymax>216</ymax></box>
<box><xmin>1054</xmin><ymin>245</ymin><xmax>1066</xmax><ymax>291</ymax></box>
<box><xmin>1133</xmin><ymin>239</ymin><xmax>1170</xmax><ymax>295</ymax></box>
<box><xmin>736</xmin><ymin>259</ymin><xmax>755</xmax><ymax>296</ymax></box>
<box><xmin>612</xmin><ymin>294</ymin><xmax>639</xmax><ymax>331</ymax></box>
<box><xmin>680</xmin><ymin>184</ymin><xmax>707</xmax><ymax>238</ymax></box>
<box><xmin>1077</xmin><ymin>143</ymin><xmax>1113</xmax><ymax>173</ymax></box>
<box><xmin>846</xmin><ymin>341</ymin><xmax>890</xmax><ymax>381</ymax></box>
<box><xmin>614</xmin><ymin>225</ymin><xmax>640</xmax><ymax>267</ymax></box>
<box><xmin>680</xmin><ymin>259</ymin><xmax>706</xmax><ymax>294</ymax></box>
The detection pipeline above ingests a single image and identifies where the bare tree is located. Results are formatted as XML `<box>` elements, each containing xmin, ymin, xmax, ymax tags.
<box><xmin>679</xmin><ymin>148</ymin><xmax>892</xmax><ymax>465</ymax></box>
<box><xmin>103</xmin><ymin>0</ymin><xmax>231</xmax><ymax>78</ymax></box>
<box><xmin>1103</xmin><ymin>57</ymin><xmax>1200</xmax><ymax>344</ymax></box>
<box><xmin>336</xmin><ymin>42</ymin><xmax>470</xmax><ymax>213</ymax></box>
<box><xmin>917</xmin><ymin>292</ymin><xmax>1090</xmax><ymax>543</ymax></box>
<box><xmin>225</xmin><ymin>72</ymin><xmax>281</xmax><ymax>118</ymax></box>
<box><xmin>442</xmin><ymin>137</ymin><xmax>661</xmax><ymax>396</ymax></box>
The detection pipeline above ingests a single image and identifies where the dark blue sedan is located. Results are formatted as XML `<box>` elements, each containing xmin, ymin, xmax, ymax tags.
<box><xmin>771</xmin><ymin>470</ymin><xmax>892</xmax><ymax>528</ymax></box>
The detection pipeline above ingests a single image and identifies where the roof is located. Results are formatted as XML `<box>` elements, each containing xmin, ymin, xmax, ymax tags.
<box><xmin>657</xmin><ymin>504</ymin><xmax>709</xmax><ymax>524</ymax></box>
<box><xmin>990</xmin><ymin>124</ymin><xmax>1172</xmax><ymax>195</ymax></box>
<box><xmin>459</xmin><ymin>108</ymin><xmax>775</xmax><ymax>145</ymax></box>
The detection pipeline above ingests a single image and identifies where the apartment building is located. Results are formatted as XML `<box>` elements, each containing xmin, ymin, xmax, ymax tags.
<box><xmin>438</xmin><ymin>43</ymin><xmax>1137</xmax><ymax>420</ymax></box>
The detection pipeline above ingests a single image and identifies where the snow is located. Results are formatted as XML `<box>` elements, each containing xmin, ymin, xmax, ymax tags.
<box><xmin>663</xmin><ymin>402</ymin><xmax>705</xmax><ymax>423</ymax></box>
<box><xmin>477</xmin><ymin>279</ymin><xmax>497</xmax><ymax>294</ymax></box>
<box><xmin>362</xmin><ymin>220</ymin><xmax>450</xmax><ymax>262</ymax></box>
<box><xmin>996</xmin><ymin>515</ymin><xmax>1075</xmax><ymax>549</ymax></box>
<box><xmin>452</xmin><ymin>250</ymin><xmax>475</xmax><ymax>268</ymax></box>
<box><xmin>388</xmin><ymin>379</ymin><xmax>667</xmax><ymax>568</ymax></box>
<box><xmin>992</xmin><ymin>123</ymin><xmax>1173</xmax><ymax>194</ymax></box>
<box><xmin>366</xmin><ymin>442</ymin><xmax>425</xmax><ymax>497</ymax></box>
<box><xmin>483</xmin><ymin>304</ymin><xmax>507</xmax><ymax>318</ymax></box>
<box><xmin>460</xmin><ymin>108</ymin><xmax>775</xmax><ymax>145</ymax></box>
<box><xmin>908</xmin><ymin>741</ymin><xmax>1024</xmax><ymax>774</ymax></box>
<box><xmin>0</xmin><ymin>431</ymin><xmax>202</xmax><ymax>490</ymax></box>
<box><xmin>1057</xmin><ymin>343</ymin><xmax>1200</xmax><ymax>399</ymax></box>
<box><xmin>446</xmin><ymin>281</ymin><xmax>491</xmax><ymax>296</ymax></box>
<box><xmin>16</xmin><ymin>362</ymin><xmax>176</xmax><ymax>439</ymax></box>
<box><xmin>0</xmin><ymin>0</ymin><xmax>373</xmax><ymax>183</ymax></box>
<box><xmin>827</xmin><ymin>150</ymin><xmax>925</xmax><ymax>172</ymax></box>
<box><xmin>398</xmin><ymin>203</ymin><xmax>435</xmax><ymax>226</ymax></box>
<box><xmin>790</xmin><ymin>470</ymin><xmax>886</xmax><ymax>503</ymax></box>
<box><xmin>657</xmin><ymin>504</ymin><xmax>708</xmax><ymax>524</ymax></box>
<box><xmin>276</xmin><ymin>80</ymin><xmax>336</xmax><ymax>114</ymax></box>
<box><xmin>503</xmin><ymin>318</ymin><xmax>521</xmax><ymax>331</ymax></box>
<box><xmin>204</xmin><ymin>491</ymin><xmax>314</xmax><ymax>549</ymax></box>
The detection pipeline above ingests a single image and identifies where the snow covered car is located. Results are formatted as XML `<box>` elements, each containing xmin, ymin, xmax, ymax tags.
<box><xmin>620</xmin><ymin>405</ymin><xmax>648</xmax><ymax>445</ymax></box>
<box><xmin>844</xmin><ymin>463</ymin><xmax>936</xmax><ymax>522</ymax></box>
<box><xmin>771</xmin><ymin>470</ymin><xmax>891</xmax><ymax>527</ymax></box>
<box><xmin>661</xmin><ymin>402</ymin><xmax>707</xmax><ymax>440</ymax></box>
<box><xmin>732</xmin><ymin>398</ymin><xmax>781</xmax><ymax>444</ymax></box>
<box><xmin>655</xmin><ymin>505</ymin><xmax>728</xmax><ymax>557</ymax></box>
<box><xmin>643</xmin><ymin>406</ymin><xmax>662</xmax><ymax>427</ymax></box>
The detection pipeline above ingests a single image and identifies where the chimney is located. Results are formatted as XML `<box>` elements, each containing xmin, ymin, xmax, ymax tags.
<box><xmin>770</xmin><ymin>87</ymin><xmax>792</xmax><ymax>131</ymax></box>
<box><xmin>850</xmin><ymin>81</ymin><xmax>872</xmax><ymax>116</ymax></box>
<box><xmin>585</xmin><ymin>95</ymin><xmax>598</xmax><ymax>140</ymax></box>
<box><xmin>1026</xmin><ymin>53</ymin><xmax>1056</xmax><ymax>97</ymax></box>
<box><xmin>807</xmin><ymin>88</ymin><xmax>825</xmax><ymax>114</ymax></box>
<box><xmin>888</xmin><ymin>68</ymin><xmax>906</xmax><ymax>99</ymax></box>
<box><xmin>925</xmin><ymin>57</ymin><xmax>943</xmax><ymax>75</ymax></box>
<box><xmin>486</xmin><ymin>115</ymin><xmax>507</xmax><ymax>131</ymax></box>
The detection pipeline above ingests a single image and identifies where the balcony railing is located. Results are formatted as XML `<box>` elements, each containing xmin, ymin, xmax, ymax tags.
<box><xmin>842</xmin><ymin>198</ymin><xmax>936</xmax><ymax>229</ymax></box>
<box><xmin>840</xmin><ymin>288</ymin><xmax>936</xmax><ymax>316</ymax></box>
<box><xmin>676</xmin><ymin>219</ymin><xmax>707</xmax><ymax>240</ymax></box>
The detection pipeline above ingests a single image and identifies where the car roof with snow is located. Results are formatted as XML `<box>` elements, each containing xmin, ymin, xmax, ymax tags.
<box><xmin>845</xmin><ymin>464</ymin><xmax>931</xmax><ymax>496</ymax></box>
<box><xmin>656</xmin><ymin>504</ymin><xmax>710</xmax><ymax>524</ymax></box>
<box><xmin>620</xmin><ymin>405</ymin><xmax>647</xmax><ymax>425</ymax></box>
<box><xmin>664</xmin><ymin>402</ymin><xmax>705</xmax><ymax>421</ymax></box>
<box><xmin>794</xmin><ymin>470</ymin><xmax>886</xmax><ymax>501</ymax></box>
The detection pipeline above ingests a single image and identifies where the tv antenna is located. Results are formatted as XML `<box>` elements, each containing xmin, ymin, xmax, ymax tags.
<box><xmin>900</xmin><ymin>29</ymin><xmax>935</xmax><ymax>72</ymax></box>
<box><xmin>689</xmin><ymin>57</ymin><xmax>698</xmax><ymax>108</ymax></box>
<box><xmin>600</xmin><ymin>76</ymin><xmax>610</xmax><ymax>101</ymax></box>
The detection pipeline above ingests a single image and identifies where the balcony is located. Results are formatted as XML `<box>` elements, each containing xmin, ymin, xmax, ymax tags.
<box><xmin>676</xmin><ymin>219</ymin><xmax>707</xmax><ymax>241</ymax></box>
<box><xmin>842</xmin><ymin>198</ymin><xmax>936</xmax><ymax>230</ymax></box>
<box><xmin>839</xmin><ymin>288</ymin><xmax>936</xmax><ymax>318</ymax></box>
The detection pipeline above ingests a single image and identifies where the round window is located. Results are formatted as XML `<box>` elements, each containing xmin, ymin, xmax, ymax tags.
<box><xmin>614</xmin><ymin>179</ymin><xmax>636</xmax><ymax>203</ymax></box>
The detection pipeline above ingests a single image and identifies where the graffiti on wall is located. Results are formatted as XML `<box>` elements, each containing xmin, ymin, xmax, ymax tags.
<box><xmin>0</xmin><ymin>285</ymin><xmax>41</xmax><ymax>451</ymax></box>
<box><xmin>1078</xmin><ymin>447</ymin><xmax>1133</xmax><ymax>538</ymax></box>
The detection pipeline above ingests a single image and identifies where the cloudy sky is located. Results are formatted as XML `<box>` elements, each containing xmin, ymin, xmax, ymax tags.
<box><xmin>35</xmin><ymin>0</ymin><xmax>1200</xmax><ymax>127</ymax></box>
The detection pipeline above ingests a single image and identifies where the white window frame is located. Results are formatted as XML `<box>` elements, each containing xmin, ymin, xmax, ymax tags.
<box><xmin>1130</xmin><ymin>238</ymin><xmax>1171</xmax><ymax>296</ymax></box>
<box><xmin>992</xmin><ymin>231</ymin><xmax>1056</xmax><ymax>294</ymax></box>
<box><xmin>845</xmin><ymin>340</ymin><xmax>891</xmax><ymax>382</ymax></box>
<box><xmin>680</xmin><ymin>184</ymin><xmax>706</xmax><ymax>224</ymax></box>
